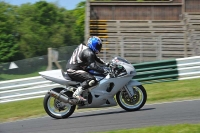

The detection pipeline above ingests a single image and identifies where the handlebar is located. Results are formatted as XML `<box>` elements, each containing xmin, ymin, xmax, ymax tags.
<box><xmin>107</xmin><ymin>62</ymin><xmax>127</xmax><ymax>78</ymax></box>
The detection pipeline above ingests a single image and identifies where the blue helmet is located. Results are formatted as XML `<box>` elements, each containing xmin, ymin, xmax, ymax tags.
<box><xmin>87</xmin><ymin>36</ymin><xmax>102</xmax><ymax>53</ymax></box>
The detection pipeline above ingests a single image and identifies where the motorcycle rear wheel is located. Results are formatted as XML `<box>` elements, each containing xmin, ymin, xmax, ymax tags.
<box><xmin>43</xmin><ymin>87</ymin><xmax>76</xmax><ymax>119</ymax></box>
<box><xmin>116</xmin><ymin>85</ymin><xmax>147</xmax><ymax>111</ymax></box>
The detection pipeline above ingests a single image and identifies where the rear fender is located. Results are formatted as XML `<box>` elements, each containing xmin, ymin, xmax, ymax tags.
<box><xmin>51</xmin><ymin>87</ymin><xmax>65</xmax><ymax>93</ymax></box>
<box><xmin>39</xmin><ymin>69</ymin><xmax>79</xmax><ymax>86</ymax></box>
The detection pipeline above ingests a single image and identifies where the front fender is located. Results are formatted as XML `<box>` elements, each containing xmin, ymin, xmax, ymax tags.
<box><xmin>124</xmin><ymin>79</ymin><xmax>141</xmax><ymax>97</ymax></box>
<box><xmin>127</xmin><ymin>79</ymin><xmax>141</xmax><ymax>87</ymax></box>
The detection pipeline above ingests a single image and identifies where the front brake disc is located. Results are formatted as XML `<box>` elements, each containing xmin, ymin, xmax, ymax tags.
<box><xmin>122</xmin><ymin>90</ymin><xmax>140</xmax><ymax>105</ymax></box>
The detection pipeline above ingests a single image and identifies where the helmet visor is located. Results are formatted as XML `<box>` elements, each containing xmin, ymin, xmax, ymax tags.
<box><xmin>96</xmin><ymin>43</ymin><xmax>102</xmax><ymax>53</ymax></box>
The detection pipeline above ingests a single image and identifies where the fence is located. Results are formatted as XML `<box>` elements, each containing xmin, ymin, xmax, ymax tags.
<box><xmin>0</xmin><ymin>45</ymin><xmax>77</xmax><ymax>81</ymax></box>
<box><xmin>1</xmin><ymin>56</ymin><xmax>200</xmax><ymax>103</ymax></box>
<box><xmin>88</xmin><ymin>5</ymin><xmax>200</xmax><ymax>61</ymax></box>
<box><xmin>98</xmin><ymin>34</ymin><xmax>200</xmax><ymax>64</ymax></box>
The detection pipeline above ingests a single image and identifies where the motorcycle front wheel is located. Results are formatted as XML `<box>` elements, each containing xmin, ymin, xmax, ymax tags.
<box><xmin>116</xmin><ymin>85</ymin><xmax>147</xmax><ymax>111</ymax></box>
<box><xmin>43</xmin><ymin>87</ymin><xmax>76</xmax><ymax>119</ymax></box>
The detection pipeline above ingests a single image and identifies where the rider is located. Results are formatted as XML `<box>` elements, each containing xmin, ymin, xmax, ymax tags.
<box><xmin>66</xmin><ymin>36</ymin><xmax>108</xmax><ymax>101</ymax></box>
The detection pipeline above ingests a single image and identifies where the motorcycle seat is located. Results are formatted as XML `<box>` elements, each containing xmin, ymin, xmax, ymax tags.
<box><xmin>61</xmin><ymin>70</ymin><xmax>71</xmax><ymax>80</ymax></box>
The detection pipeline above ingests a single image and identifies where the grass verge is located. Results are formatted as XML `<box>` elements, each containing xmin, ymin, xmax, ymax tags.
<box><xmin>0</xmin><ymin>66</ymin><xmax>46</xmax><ymax>81</ymax></box>
<box><xmin>0</xmin><ymin>72</ymin><xmax>40</xmax><ymax>81</ymax></box>
<box><xmin>92</xmin><ymin>123</ymin><xmax>200</xmax><ymax>133</ymax></box>
<box><xmin>0</xmin><ymin>78</ymin><xmax>200</xmax><ymax>123</ymax></box>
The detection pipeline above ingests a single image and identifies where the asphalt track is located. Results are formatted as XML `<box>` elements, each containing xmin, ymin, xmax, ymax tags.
<box><xmin>0</xmin><ymin>99</ymin><xmax>200</xmax><ymax>133</ymax></box>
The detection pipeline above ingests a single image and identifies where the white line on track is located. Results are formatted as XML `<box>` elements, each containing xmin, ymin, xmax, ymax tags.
<box><xmin>1</xmin><ymin>99</ymin><xmax>200</xmax><ymax>125</ymax></box>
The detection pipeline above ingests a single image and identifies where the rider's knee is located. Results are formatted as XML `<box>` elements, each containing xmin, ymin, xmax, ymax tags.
<box><xmin>82</xmin><ymin>79</ymin><xmax>97</xmax><ymax>90</ymax></box>
<box><xmin>88</xmin><ymin>80</ymin><xmax>96</xmax><ymax>86</ymax></box>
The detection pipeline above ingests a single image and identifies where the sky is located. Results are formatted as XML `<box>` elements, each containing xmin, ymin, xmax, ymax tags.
<box><xmin>3</xmin><ymin>0</ymin><xmax>84</xmax><ymax>10</ymax></box>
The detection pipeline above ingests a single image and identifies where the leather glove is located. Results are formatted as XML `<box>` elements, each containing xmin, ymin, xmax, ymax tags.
<box><xmin>103</xmin><ymin>67</ymin><xmax>110</xmax><ymax>75</ymax></box>
<box><xmin>105</xmin><ymin>62</ymin><xmax>110</xmax><ymax>67</ymax></box>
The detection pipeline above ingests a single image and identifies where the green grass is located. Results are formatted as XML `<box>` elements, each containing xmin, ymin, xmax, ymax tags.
<box><xmin>0</xmin><ymin>98</ymin><xmax>45</xmax><ymax>122</ymax></box>
<box><xmin>145</xmin><ymin>78</ymin><xmax>200</xmax><ymax>103</ymax></box>
<box><xmin>0</xmin><ymin>78</ymin><xmax>200</xmax><ymax>123</ymax></box>
<box><xmin>0</xmin><ymin>72</ymin><xmax>40</xmax><ymax>81</ymax></box>
<box><xmin>0</xmin><ymin>66</ymin><xmax>46</xmax><ymax>81</ymax></box>
<box><xmin>92</xmin><ymin>123</ymin><xmax>200</xmax><ymax>133</ymax></box>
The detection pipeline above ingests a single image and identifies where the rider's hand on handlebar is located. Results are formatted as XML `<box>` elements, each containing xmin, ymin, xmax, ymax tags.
<box><xmin>105</xmin><ymin>62</ymin><xmax>110</xmax><ymax>67</ymax></box>
<box><xmin>103</xmin><ymin>67</ymin><xmax>110</xmax><ymax>75</ymax></box>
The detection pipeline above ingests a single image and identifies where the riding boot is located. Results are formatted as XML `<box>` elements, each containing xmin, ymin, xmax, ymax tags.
<box><xmin>73</xmin><ymin>86</ymin><xmax>87</xmax><ymax>102</ymax></box>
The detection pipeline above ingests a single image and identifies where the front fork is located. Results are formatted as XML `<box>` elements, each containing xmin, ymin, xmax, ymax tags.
<box><xmin>123</xmin><ymin>85</ymin><xmax>135</xmax><ymax>98</ymax></box>
<box><xmin>123</xmin><ymin>79</ymin><xmax>141</xmax><ymax>98</ymax></box>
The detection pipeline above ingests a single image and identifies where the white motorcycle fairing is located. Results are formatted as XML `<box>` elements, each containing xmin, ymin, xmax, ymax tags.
<box><xmin>39</xmin><ymin>69</ymin><xmax>79</xmax><ymax>86</ymax></box>
<box><xmin>41</xmin><ymin>56</ymin><xmax>147</xmax><ymax>119</ymax></box>
<box><xmin>40</xmin><ymin>69</ymin><xmax>140</xmax><ymax>108</ymax></box>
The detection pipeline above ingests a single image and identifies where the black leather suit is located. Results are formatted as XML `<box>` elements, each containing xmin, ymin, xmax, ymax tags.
<box><xmin>66</xmin><ymin>44</ymin><xmax>105</xmax><ymax>90</ymax></box>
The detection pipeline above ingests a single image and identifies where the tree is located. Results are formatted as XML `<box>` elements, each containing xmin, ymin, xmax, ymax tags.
<box><xmin>0</xmin><ymin>2</ymin><xmax>22</xmax><ymax>63</ymax></box>
<box><xmin>16</xmin><ymin>1</ymin><xmax>67</xmax><ymax>58</ymax></box>
<box><xmin>0</xmin><ymin>1</ymin><xmax>85</xmax><ymax>62</ymax></box>
<box><xmin>73</xmin><ymin>1</ymin><xmax>86</xmax><ymax>44</ymax></box>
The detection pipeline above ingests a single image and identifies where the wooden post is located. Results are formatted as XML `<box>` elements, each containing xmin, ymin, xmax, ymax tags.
<box><xmin>140</xmin><ymin>38</ymin><xmax>143</xmax><ymax>63</ymax></box>
<box><xmin>46</xmin><ymin>48</ymin><xmax>62</xmax><ymax>70</ymax></box>
<box><xmin>182</xmin><ymin>0</ymin><xmax>185</xmax><ymax>13</ymax></box>
<box><xmin>120</xmin><ymin>37</ymin><xmax>124</xmax><ymax>58</ymax></box>
<box><xmin>84</xmin><ymin>0</ymin><xmax>90</xmax><ymax>43</ymax></box>
<box><xmin>159</xmin><ymin>36</ymin><xmax>162</xmax><ymax>60</ymax></box>
<box><xmin>198</xmin><ymin>41</ymin><xmax>200</xmax><ymax>56</ymax></box>
<box><xmin>47</xmin><ymin>48</ymin><xmax>52</xmax><ymax>70</ymax></box>
<box><xmin>103</xmin><ymin>43</ymin><xmax>106</xmax><ymax>61</ymax></box>
<box><xmin>183</xmin><ymin>17</ymin><xmax>188</xmax><ymax>57</ymax></box>
<box><xmin>115</xmin><ymin>39</ymin><xmax>118</xmax><ymax>57</ymax></box>
<box><xmin>182</xmin><ymin>0</ymin><xmax>188</xmax><ymax>57</ymax></box>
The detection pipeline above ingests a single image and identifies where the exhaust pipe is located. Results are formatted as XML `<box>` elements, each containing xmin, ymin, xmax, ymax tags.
<box><xmin>48</xmin><ymin>90</ymin><xmax>70</xmax><ymax>103</ymax></box>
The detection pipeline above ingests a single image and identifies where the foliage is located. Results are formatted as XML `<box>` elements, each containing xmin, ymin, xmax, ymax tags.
<box><xmin>0</xmin><ymin>2</ymin><xmax>22</xmax><ymax>63</ymax></box>
<box><xmin>73</xmin><ymin>1</ymin><xmax>86</xmax><ymax>44</ymax></box>
<box><xmin>15</xmin><ymin>1</ymin><xmax>79</xmax><ymax>58</ymax></box>
<box><xmin>91</xmin><ymin>0</ymin><xmax>168</xmax><ymax>1</ymax></box>
<box><xmin>0</xmin><ymin>1</ymin><xmax>85</xmax><ymax>62</ymax></box>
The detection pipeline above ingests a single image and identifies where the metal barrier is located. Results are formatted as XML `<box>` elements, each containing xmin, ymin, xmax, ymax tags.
<box><xmin>135</xmin><ymin>56</ymin><xmax>200</xmax><ymax>84</ymax></box>
<box><xmin>0</xmin><ymin>76</ymin><xmax>62</xmax><ymax>103</ymax></box>
<box><xmin>1</xmin><ymin>56</ymin><xmax>200</xmax><ymax>103</ymax></box>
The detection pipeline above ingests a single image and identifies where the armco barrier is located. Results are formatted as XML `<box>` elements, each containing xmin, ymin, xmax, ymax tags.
<box><xmin>134</xmin><ymin>56</ymin><xmax>200</xmax><ymax>84</ymax></box>
<box><xmin>1</xmin><ymin>56</ymin><xmax>200</xmax><ymax>103</ymax></box>
<box><xmin>0</xmin><ymin>77</ymin><xmax>62</xmax><ymax>103</ymax></box>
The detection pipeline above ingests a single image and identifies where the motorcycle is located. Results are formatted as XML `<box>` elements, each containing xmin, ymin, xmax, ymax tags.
<box><xmin>39</xmin><ymin>56</ymin><xmax>147</xmax><ymax>119</ymax></box>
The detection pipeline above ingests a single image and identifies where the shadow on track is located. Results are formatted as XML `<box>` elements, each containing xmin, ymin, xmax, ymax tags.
<box><xmin>68</xmin><ymin>107</ymin><xmax>155</xmax><ymax>119</ymax></box>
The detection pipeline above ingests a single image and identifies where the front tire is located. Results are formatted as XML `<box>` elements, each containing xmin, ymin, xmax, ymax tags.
<box><xmin>43</xmin><ymin>87</ymin><xmax>76</xmax><ymax>119</ymax></box>
<box><xmin>116</xmin><ymin>85</ymin><xmax>147</xmax><ymax>111</ymax></box>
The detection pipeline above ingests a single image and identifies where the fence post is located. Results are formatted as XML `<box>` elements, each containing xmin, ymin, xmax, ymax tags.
<box><xmin>140</xmin><ymin>38</ymin><xmax>143</xmax><ymax>63</ymax></box>
<box><xmin>159</xmin><ymin>36</ymin><xmax>162</xmax><ymax>60</ymax></box>
<box><xmin>115</xmin><ymin>39</ymin><xmax>118</xmax><ymax>56</ymax></box>
<box><xmin>191</xmin><ymin>35</ymin><xmax>195</xmax><ymax>56</ymax></box>
<box><xmin>84</xmin><ymin>0</ymin><xmax>90</xmax><ymax>43</ymax></box>
<box><xmin>47</xmin><ymin>48</ymin><xmax>52</xmax><ymax>70</ymax></box>
<box><xmin>183</xmin><ymin>17</ymin><xmax>188</xmax><ymax>57</ymax></box>
<box><xmin>156</xmin><ymin>36</ymin><xmax>162</xmax><ymax>61</ymax></box>
<box><xmin>197</xmin><ymin>41</ymin><xmax>200</xmax><ymax>56</ymax></box>
<box><xmin>46</xmin><ymin>48</ymin><xmax>62</xmax><ymax>70</ymax></box>
<box><xmin>103</xmin><ymin>43</ymin><xmax>106</xmax><ymax>61</ymax></box>
<box><xmin>120</xmin><ymin>37</ymin><xmax>124</xmax><ymax>58</ymax></box>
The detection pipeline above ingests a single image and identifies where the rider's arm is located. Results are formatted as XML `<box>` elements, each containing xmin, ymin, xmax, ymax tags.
<box><xmin>94</xmin><ymin>54</ymin><xmax>105</xmax><ymax>65</ymax></box>
<box><xmin>83</xmin><ymin>49</ymin><xmax>104</xmax><ymax>73</ymax></box>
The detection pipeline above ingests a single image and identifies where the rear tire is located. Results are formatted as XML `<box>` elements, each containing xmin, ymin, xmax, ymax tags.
<box><xmin>43</xmin><ymin>87</ymin><xmax>76</xmax><ymax>119</ymax></box>
<box><xmin>116</xmin><ymin>85</ymin><xmax>147</xmax><ymax>111</ymax></box>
